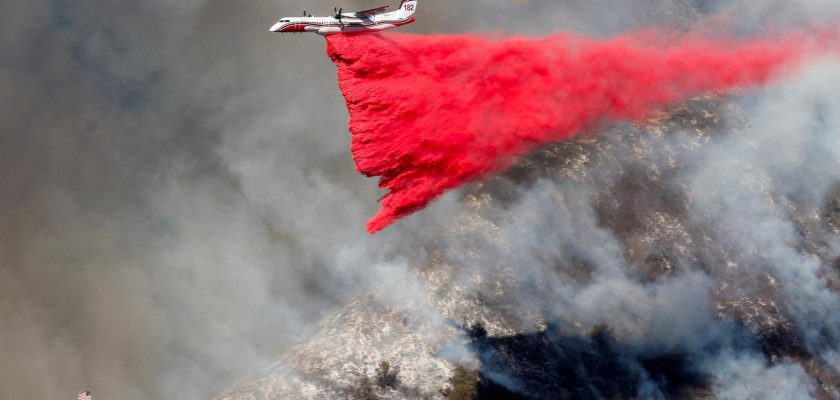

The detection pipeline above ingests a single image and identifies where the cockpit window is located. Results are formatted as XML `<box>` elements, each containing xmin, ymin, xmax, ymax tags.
<box><xmin>280</xmin><ymin>19</ymin><xmax>289</xmax><ymax>22</ymax></box>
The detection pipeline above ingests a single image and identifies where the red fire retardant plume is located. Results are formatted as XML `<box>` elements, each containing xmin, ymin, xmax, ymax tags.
<box><xmin>326</xmin><ymin>31</ymin><xmax>823</xmax><ymax>233</ymax></box>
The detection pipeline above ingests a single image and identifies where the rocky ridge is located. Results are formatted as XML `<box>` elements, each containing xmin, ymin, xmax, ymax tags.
<box><xmin>218</xmin><ymin>95</ymin><xmax>840</xmax><ymax>399</ymax></box>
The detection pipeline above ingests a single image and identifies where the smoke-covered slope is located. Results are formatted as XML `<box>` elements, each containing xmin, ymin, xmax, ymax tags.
<box><xmin>5</xmin><ymin>1</ymin><xmax>840</xmax><ymax>399</ymax></box>
<box><xmin>217</xmin><ymin>87</ymin><xmax>840</xmax><ymax>399</ymax></box>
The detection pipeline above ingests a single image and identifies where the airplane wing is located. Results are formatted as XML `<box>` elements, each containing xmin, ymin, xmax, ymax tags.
<box><xmin>352</xmin><ymin>5</ymin><xmax>389</xmax><ymax>16</ymax></box>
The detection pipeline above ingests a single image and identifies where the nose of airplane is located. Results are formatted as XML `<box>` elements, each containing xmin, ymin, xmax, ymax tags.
<box><xmin>269</xmin><ymin>22</ymin><xmax>282</xmax><ymax>32</ymax></box>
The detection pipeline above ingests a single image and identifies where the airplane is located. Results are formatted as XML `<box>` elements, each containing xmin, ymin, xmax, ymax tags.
<box><xmin>269</xmin><ymin>0</ymin><xmax>418</xmax><ymax>35</ymax></box>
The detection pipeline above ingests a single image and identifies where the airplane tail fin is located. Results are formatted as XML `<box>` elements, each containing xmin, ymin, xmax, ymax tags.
<box><xmin>395</xmin><ymin>0</ymin><xmax>418</xmax><ymax>19</ymax></box>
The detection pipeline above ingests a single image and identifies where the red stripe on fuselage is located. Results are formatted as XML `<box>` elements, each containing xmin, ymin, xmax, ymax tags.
<box><xmin>393</xmin><ymin>16</ymin><xmax>415</xmax><ymax>26</ymax></box>
<box><xmin>281</xmin><ymin>24</ymin><xmax>307</xmax><ymax>32</ymax></box>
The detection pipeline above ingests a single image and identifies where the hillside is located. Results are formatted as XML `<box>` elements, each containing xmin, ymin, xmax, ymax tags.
<box><xmin>218</xmin><ymin>95</ymin><xmax>840</xmax><ymax>399</ymax></box>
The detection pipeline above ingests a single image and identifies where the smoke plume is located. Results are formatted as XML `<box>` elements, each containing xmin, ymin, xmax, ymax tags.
<box><xmin>327</xmin><ymin>30</ymin><xmax>834</xmax><ymax>233</ymax></box>
<box><xmin>3</xmin><ymin>0</ymin><xmax>840</xmax><ymax>399</ymax></box>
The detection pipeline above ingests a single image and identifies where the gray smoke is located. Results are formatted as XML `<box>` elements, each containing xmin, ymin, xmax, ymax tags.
<box><xmin>434</xmin><ymin>59</ymin><xmax>840</xmax><ymax>398</ymax></box>
<box><xmin>2</xmin><ymin>0</ymin><xmax>839</xmax><ymax>399</ymax></box>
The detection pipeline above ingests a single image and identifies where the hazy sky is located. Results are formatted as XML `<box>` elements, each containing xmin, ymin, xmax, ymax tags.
<box><xmin>2</xmin><ymin>1</ymin><xmax>839</xmax><ymax>399</ymax></box>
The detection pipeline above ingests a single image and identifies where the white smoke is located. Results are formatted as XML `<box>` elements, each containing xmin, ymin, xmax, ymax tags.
<box><xmin>2</xmin><ymin>0</ymin><xmax>840</xmax><ymax>399</ymax></box>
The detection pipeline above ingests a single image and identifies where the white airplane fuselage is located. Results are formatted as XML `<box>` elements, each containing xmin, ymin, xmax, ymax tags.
<box><xmin>270</xmin><ymin>0</ymin><xmax>417</xmax><ymax>35</ymax></box>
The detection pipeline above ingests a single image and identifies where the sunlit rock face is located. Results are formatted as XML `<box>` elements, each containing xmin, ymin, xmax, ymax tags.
<box><xmin>216</xmin><ymin>92</ymin><xmax>840</xmax><ymax>399</ymax></box>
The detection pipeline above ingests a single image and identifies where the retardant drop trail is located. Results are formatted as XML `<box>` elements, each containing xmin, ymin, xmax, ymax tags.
<box><xmin>326</xmin><ymin>31</ymin><xmax>829</xmax><ymax>233</ymax></box>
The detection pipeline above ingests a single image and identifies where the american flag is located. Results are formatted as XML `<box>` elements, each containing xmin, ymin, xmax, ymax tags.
<box><xmin>77</xmin><ymin>391</ymin><xmax>93</xmax><ymax>400</ymax></box>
